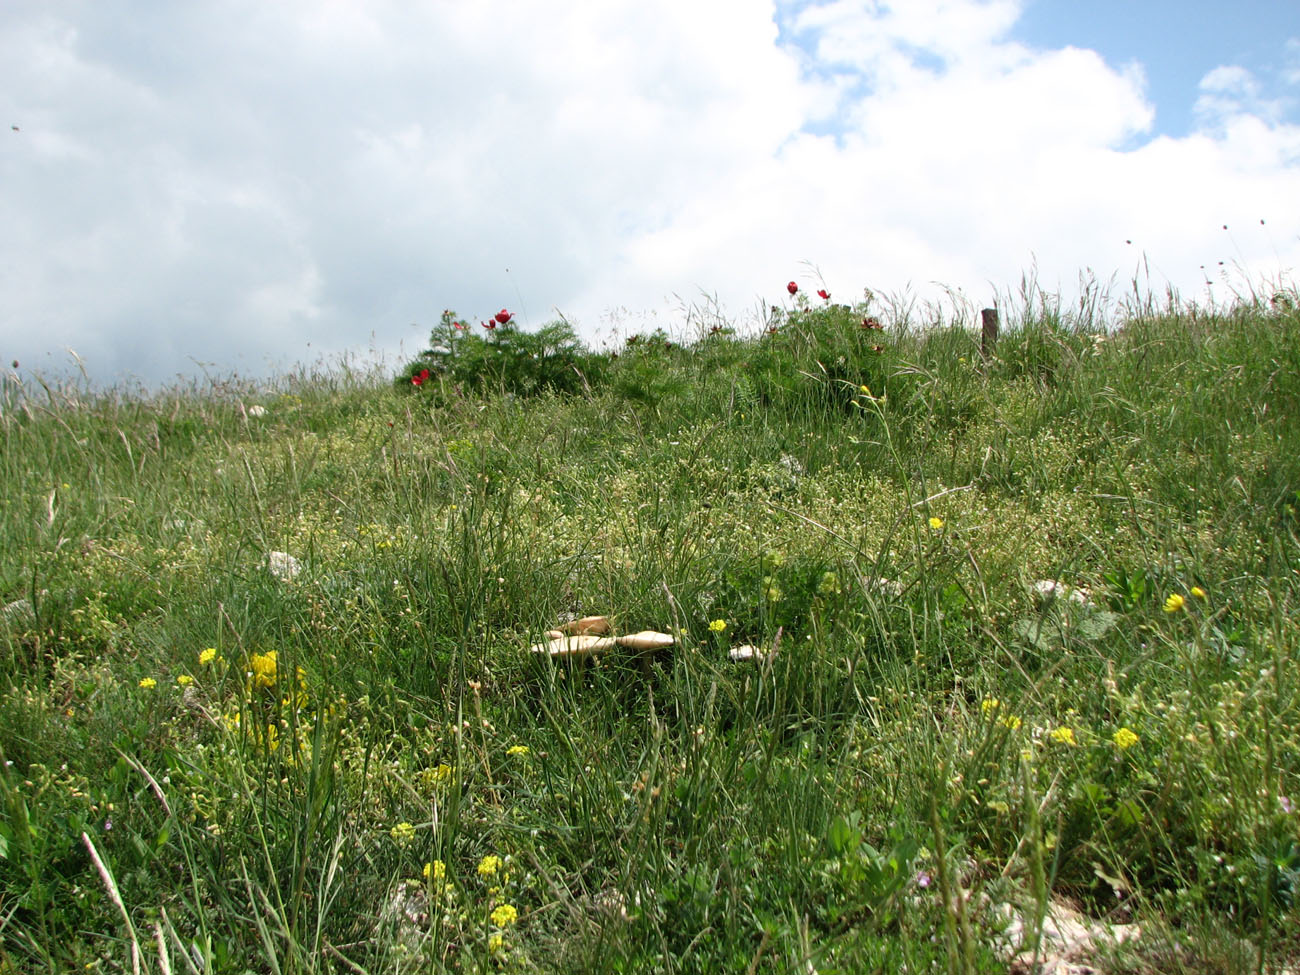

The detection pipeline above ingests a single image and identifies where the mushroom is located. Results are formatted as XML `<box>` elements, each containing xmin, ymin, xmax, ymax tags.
<box><xmin>530</xmin><ymin>634</ymin><xmax>618</xmax><ymax>657</ymax></box>
<box><xmin>562</xmin><ymin>615</ymin><xmax>612</xmax><ymax>635</ymax></box>
<box><xmin>616</xmin><ymin>631</ymin><xmax>676</xmax><ymax>650</ymax></box>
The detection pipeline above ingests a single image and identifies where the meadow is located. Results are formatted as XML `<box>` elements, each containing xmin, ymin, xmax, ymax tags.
<box><xmin>1</xmin><ymin>279</ymin><xmax>1298</xmax><ymax>973</ymax></box>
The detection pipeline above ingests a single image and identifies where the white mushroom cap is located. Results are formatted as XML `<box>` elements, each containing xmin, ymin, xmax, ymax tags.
<box><xmin>562</xmin><ymin>616</ymin><xmax>613</xmax><ymax>635</ymax></box>
<box><xmin>615</xmin><ymin>631</ymin><xmax>676</xmax><ymax>650</ymax></box>
<box><xmin>530</xmin><ymin>634</ymin><xmax>618</xmax><ymax>657</ymax></box>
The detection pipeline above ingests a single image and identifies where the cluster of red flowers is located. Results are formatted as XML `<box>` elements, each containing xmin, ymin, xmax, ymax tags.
<box><xmin>411</xmin><ymin>308</ymin><xmax>516</xmax><ymax>384</ymax></box>
<box><xmin>785</xmin><ymin>281</ymin><xmax>833</xmax><ymax>302</ymax></box>
<box><xmin>480</xmin><ymin>308</ymin><xmax>514</xmax><ymax>330</ymax></box>
<box><xmin>778</xmin><ymin>282</ymin><xmax>886</xmax><ymax>346</ymax></box>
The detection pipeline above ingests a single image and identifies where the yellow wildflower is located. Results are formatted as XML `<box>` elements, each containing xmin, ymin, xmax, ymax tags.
<box><xmin>980</xmin><ymin>698</ymin><xmax>1000</xmax><ymax>715</ymax></box>
<box><xmin>998</xmin><ymin>714</ymin><xmax>1022</xmax><ymax>730</ymax></box>
<box><xmin>250</xmin><ymin>651</ymin><xmax>278</xmax><ymax>688</ymax></box>
<box><xmin>506</xmin><ymin>745</ymin><xmax>529</xmax><ymax>757</ymax></box>
<box><xmin>390</xmin><ymin>822</ymin><xmax>415</xmax><ymax>844</ymax></box>
<box><xmin>423</xmin><ymin>860</ymin><xmax>446</xmax><ymax>881</ymax></box>
<box><xmin>477</xmin><ymin>854</ymin><xmax>502</xmax><ymax>877</ymax></box>
<box><xmin>708</xmin><ymin>619</ymin><xmax>727</xmax><ymax>633</ymax></box>
<box><xmin>928</xmin><ymin>516</ymin><xmax>944</xmax><ymax>530</ymax></box>
<box><xmin>488</xmin><ymin>932</ymin><xmax>505</xmax><ymax>955</ymax></box>
<box><xmin>199</xmin><ymin>648</ymin><xmax>217</xmax><ymax>665</ymax></box>
<box><xmin>1163</xmin><ymin>593</ymin><xmax>1185</xmax><ymax>613</ymax></box>
<box><xmin>428</xmin><ymin>763</ymin><xmax>453</xmax><ymax>785</ymax></box>
<box><xmin>490</xmin><ymin>903</ymin><xmax>519</xmax><ymax>927</ymax></box>
<box><xmin>1112</xmin><ymin>727</ymin><xmax>1139</xmax><ymax>750</ymax></box>
<box><xmin>176</xmin><ymin>674</ymin><xmax>194</xmax><ymax>687</ymax></box>
<box><xmin>138</xmin><ymin>677</ymin><xmax>157</xmax><ymax>689</ymax></box>
<box><xmin>1190</xmin><ymin>586</ymin><xmax>1206</xmax><ymax>599</ymax></box>
<box><xmin>1049</xmin><ymin>727</ymin><xmax>1077</xmax><ymax>746</ymax></box>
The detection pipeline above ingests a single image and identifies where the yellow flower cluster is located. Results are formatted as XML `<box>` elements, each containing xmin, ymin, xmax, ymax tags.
<box><xmin>1049</xmin><ymin>727</ymin><xmax>1078</xmax><ymax>747</ymax></box>
<box><xmin>250</xmin><ymin>651</ymin><xmax>278</xmax><ymax>688</ymax></box>
<box><xmin>708</xmin><ymin>619</ymin><xmax>727</xmax><ymax>633</ymax></box>
<box><xmin>981</xmin><ymin>698</ymin><xmax>1022</xmax><ymax>730</ymax></box>
<box><xmin>477</xmin><ymin>854</ymin><xmax>502</xmax><ymax>877</ymax></box>
<box><xmin>490</xmin><ymin>903</ymin><xmax>518</xmax><ymax>927</ymax></box>
<box><xmin>506</xmin><ymin>745</ymin><xmax>529</xmax><ymax>757</ymax></box>
<box><xmin>1112</xmin><ymin>727</ymin><xmax>1140</xmax><ymax>750</ymax></box>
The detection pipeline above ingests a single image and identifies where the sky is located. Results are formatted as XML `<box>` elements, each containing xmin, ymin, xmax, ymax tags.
<box><xmin>2</xmin><ymin>0</ymin><xmax>1299</xmax><ymax>390</ymax></box>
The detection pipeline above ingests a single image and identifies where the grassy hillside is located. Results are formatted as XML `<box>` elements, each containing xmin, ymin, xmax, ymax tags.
<box><xmin>2</xmin><ymin>285</ymin><xmax>1299</xmax><ymax>973</ymax></box>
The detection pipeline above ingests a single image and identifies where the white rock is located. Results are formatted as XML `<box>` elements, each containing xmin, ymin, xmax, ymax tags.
<box><xmin>266</xmin><ymin>551</ymin><xmax>302</xmax><ymax>581</ymax></box>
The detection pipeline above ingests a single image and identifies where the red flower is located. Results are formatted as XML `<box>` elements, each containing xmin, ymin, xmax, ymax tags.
<box><xmin>481</xmin><ymin>320</ymin><xmax>496</xmax><ymax>330</ymax></box>
<box><xmin>411</xmin><ymin>368</ymin><xmax>430</xmax><ymax>386</ymax></box>
<box><xmin>494</xmin><ymin>309</ymin><xmax>513</xmax><ymax>325</ymax></box>
<box><xmin>453</xmin><ymin>320</ymin><xmax>465</xmax><ymax>330</ymax></box>
<box><xmin>861</xmin><ymin>316</ymin><xmax>882</xmax><ymax>330</ymax></box>
<box><xmin>787</xmin><ymin>281</ymin><xmax>798</xmax><ymax>295</ymax></box>
<box><xmin>817</xmin><ymin>289</ymin><xmax>830</xmax><ymax>300</ymax></box>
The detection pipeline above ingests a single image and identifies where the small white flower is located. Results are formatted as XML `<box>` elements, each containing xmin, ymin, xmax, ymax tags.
<box><xmin>247</xmin><ymin>404</ymin><xmax>267</xmax><ymax>417</ymax></box>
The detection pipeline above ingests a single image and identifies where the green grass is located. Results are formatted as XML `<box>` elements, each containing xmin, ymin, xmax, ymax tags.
<box><xmin>2</xmin><ymin>282</ymin><xmax>1299</xmax><ymax>973</ymax></box>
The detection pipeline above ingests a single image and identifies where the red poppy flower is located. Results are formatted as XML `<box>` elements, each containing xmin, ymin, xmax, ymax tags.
<box><xmin>787</xmin><ymin>282</ymin><xmax>798</xmax><ymax>295</ymax></box>
<box><xmin>817</xmin><ymin>289</ymin><xmax>830</xmax><ymax>300</ymax></box>
<box><xmin>481</xmin><ymin>320</ymin><xmax>496</xmax><ymax>330</ymax></box>
<box><xmin>453</xmin><ymin>320</ymin><xmax>465</xmax><ymax>330</ymax></box>
<box><xmin>494</xmin><ymin>309</ymin><xmax>513</xmax><ymax>325</ymax></box>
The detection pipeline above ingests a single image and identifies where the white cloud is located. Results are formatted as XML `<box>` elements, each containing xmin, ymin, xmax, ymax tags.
<box><xmin>1</xmin><ymin>1</ymin><xmax>1298</xmax><ymax>385</ymax></box>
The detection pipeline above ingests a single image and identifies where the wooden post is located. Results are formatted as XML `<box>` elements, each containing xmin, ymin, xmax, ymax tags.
<box><xmin>980</xmin><ymin>307</ymin><xmax>999</xmax><ymax>359</ymax></box>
